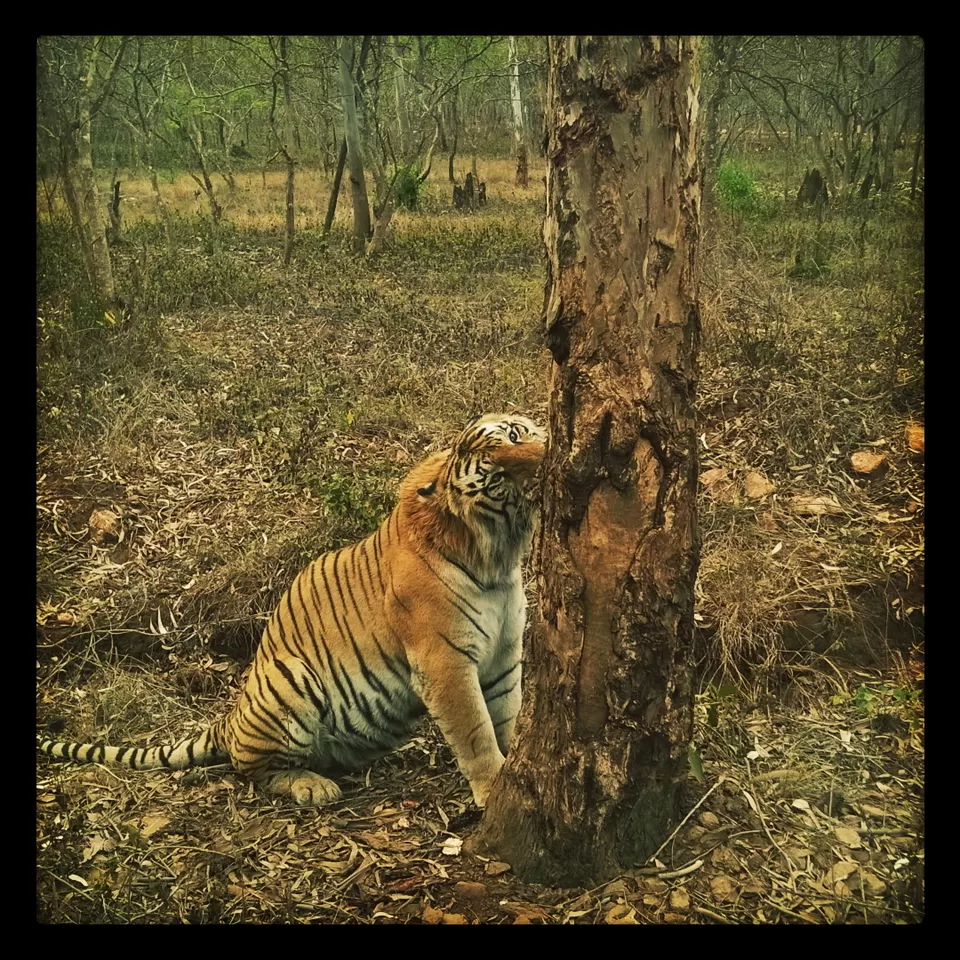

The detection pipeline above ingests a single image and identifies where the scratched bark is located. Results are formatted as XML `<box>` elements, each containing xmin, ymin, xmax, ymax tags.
<box><xmin>475</xmin><ymin>36</ymin><xmax>702</xmax><ymax>885</ymax></box>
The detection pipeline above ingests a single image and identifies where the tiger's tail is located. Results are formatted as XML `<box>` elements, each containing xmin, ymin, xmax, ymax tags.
<box><xmin>39</xmin><ymin>718</ymin><xmax>230</xmax><ymax>771</ymax></box>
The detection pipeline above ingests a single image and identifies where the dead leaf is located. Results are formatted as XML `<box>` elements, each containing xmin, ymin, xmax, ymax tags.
<box><xmin>700</xmin><ymin>468</ymin><xmax>736</xmax><ymax>501</ymax></box>
<box><xmin>744</xmin><ymin>472</ymin><xmax>775</xmax><ymax>499</ymax></box>
<box><xmin>757</xmin><ymin>511</ymin><xmax>778</xmax><ymax>531</ymax></box>
<box><xmin>709</xmin><ymin>875</ymin><xmax>737</xmax><ymax>903</ymax></box>
<box><xmin>441</xmin><ymin>836</ymin><xmax>463</xmax><ymax>856</ymax></box>
<box><xmin>834</xmin><ymin>826</ymin><xmax>862</xmax><ymax>848</ymax></box>
<box><xmin>605</xmin><ymin>903</ymin><xmax>638</xmax><ymax>924</ymax></box>
<box><xmin>669</xmin><ymin>888</ymin><xmax>690</xmax><ymax>912</ymax></box>
<box><xmin>700</xmin><ymin>468</ymin><xmax>729</xmax><ymax>487</ymax></box>
<box><xmin>358</xmin><ymin>830</ymin><xmax>419</xmax><ymax>853</ymax></box>
<box><xmin>859</xmin><ymin>871</ymin><xmax>887</xmax><ymax>897</ymax></box>
<box><xmin>825</xmin><ymin>861</ymin><xmax>859</xmax><ymax>885</ymax></box>
<box><xmin>484</xmin><ymin>860</ymin><xmax>511</xmax><ymax>877</ymax></box>
<box><xmin>81</xmin><ymin>835</ymin><xmax>116</xmax><ymax>862</ymax></box>
<box><xmin>789</xmin><ymin>495</ymin><xmax>844</xmax><ymax>517</ymax></box>
<box><xmin>441</xmin><ymin>912</ymin><xmax>469</xmax><ymax>925</ymax></box>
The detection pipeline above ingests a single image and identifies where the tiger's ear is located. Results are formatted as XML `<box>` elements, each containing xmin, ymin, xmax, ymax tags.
<box><xmin>417</xmin><ymin>479</ymin><xmax>437</xmax><ymax>500</ymax></box>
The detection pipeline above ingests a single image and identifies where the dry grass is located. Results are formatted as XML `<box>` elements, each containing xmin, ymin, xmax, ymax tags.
<box><xmin>37</xmin><ymin>152</ymin><xmax>922</xmax><ymax>922</ymax></box>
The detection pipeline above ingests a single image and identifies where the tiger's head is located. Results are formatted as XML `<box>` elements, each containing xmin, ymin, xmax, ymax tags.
<box><xmin>402</xmin><ymin>414</ymin><xmax>546</xmax><ymax>580</ymax></box>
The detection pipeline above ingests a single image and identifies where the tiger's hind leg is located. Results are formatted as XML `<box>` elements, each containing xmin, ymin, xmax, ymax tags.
<box><xmin>225</xmin><ymin>656</ymin><xmax>342</xmax><ymax>807</ymax></box>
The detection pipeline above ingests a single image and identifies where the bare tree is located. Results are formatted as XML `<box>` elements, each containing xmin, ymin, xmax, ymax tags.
<box><xmin>39</xmin><ymin>36</ymin><xmax>129</xmax><ymax>308</ymax></box>
<box><xmin>508</xmin><ymin>36</ymin><xmax>528</xmax><ymax>188</ymax></box>
<box><xmin>474</xmin><ymin>36</ymin><xmax>702</xmax><ymax>885</ymax></box>
<box><xmin>339</xmin><ymin>35</ymin><xmax>372</xmax><ymax>254</ymax></box>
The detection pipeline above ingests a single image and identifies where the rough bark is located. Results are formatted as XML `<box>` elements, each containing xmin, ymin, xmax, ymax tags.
<box><xmin>474</xmin><ymin>36</ymin><xmax>702</xmax><ymax>886</ymax></box>
<box><xmin>339</xmin><ymin>36</ymin><xmax>372</xmax><ymax>254</ymax></box>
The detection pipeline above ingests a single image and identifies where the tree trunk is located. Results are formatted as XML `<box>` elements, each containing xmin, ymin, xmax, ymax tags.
<box><xmin>63</xmin><ymin>41</ymin><xmax>121</xmax><ymax>307</ymax></box>
<box><xmin>447</xmin><ymin>97</ymin><xmax>459</xmax><ymax>183</ymax></box>
<box><xmin>339</xmin><ymin>35</ymin><xmax>371</xmax><ymax>254</ymax></box>
<box><xmin>181</xmin><ymin>118</ymin><xmax>222</xmax><ymax>252</ymax></box>
<box><xmin>473</xmin><ymin>36</ymin><xmax>702</xmax><ymax>887</ymax></box>
<box><xmin>880</xmin><ymin>37</ymin><xmax>913</xmax><ymax>192</ymax></box>
<box><xmin>323</xmin><ymin>38</ymin><xmax>371</xmax><ymax>238</ymax></box>
<box><xmin>323</xmin><ymin>140</ymin><xmax>348</xmax><ymax>237</ymax></box>
<box><xmin>509</xmin><ymin>36</ymin><xmax>529</xmax><ymax>188</ymax></box>
<box><xmin>279</xmin><ymin>35</ymin><xmax>296</xmax><ymax>267</ymax></box>
<box><xmin>148</xmin><ymin>166</ymin><xmax>175</xmax><ymax>254</ymax></box>
<box><xmin>703</xmin><ymin>36</ymin><xmax>740</xmax><ymax>211</ymax></box>
<box><xmin>909</xmin><ymin>113</ymin><xmax>923</xmax><ymax>204</ymax></box>
<box><xmin>393</xmin><ymin>36</ymin><xmax>411</xmax><ymax>158</ymax></box>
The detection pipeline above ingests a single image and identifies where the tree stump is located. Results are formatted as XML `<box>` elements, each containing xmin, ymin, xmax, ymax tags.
<box><xmin>797</xmin><ymin>168</ymin><xmax>828</xmax><ymax>206</ymax></box>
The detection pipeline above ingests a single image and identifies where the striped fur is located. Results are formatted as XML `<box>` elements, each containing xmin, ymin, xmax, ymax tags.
<box><xmin>40</xmin><ymin>414</ymin><xmax>546</xmax><ymax>808</ymax></box>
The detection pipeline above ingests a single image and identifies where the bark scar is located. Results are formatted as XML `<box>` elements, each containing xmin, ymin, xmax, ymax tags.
<box><xmin>569</xmin><ymin>477</ymin><xmax>650</xmax><ymax>737</ymax></box>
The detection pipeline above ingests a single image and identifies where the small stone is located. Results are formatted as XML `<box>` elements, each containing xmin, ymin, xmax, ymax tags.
<box><xmin>454</xmin><ymin>881</ymin><xmax>487</xmax><ymax>899</ymax></box>
<box><xmin>88</xmin><ymin>508</ymin><xmax>121</xmax><ymax>544</ymax></box>
<box><xmin>905</xmin><ymin>424</ymin><xmax>924</xmax><ymax>456</ymax></box>
<box><xmin>850</xmin><ymin>451</ymin><xmax>889</xmax><ymax>476</ymax></box>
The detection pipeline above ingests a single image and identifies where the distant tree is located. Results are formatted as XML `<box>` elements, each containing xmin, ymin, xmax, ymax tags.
<box><xmin>508</xmin><ymin>36</ymin><xmax>528</xmax><ymax>188</ymax></box>
<box><xmin>38</xmin><ymin>36</ymin><xmax>129</xmax><ymax>308</ymax></box>
<box><xmin>339</xmin><ymin>35</ymin><xmax>372</xmax><ymax>254</ymax></box>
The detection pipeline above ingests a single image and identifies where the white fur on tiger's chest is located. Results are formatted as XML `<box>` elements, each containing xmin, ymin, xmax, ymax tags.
<box><xmin>456</xmin><ymin>570</ymin><xmax>527</xmax><ymax>673</ymax></box>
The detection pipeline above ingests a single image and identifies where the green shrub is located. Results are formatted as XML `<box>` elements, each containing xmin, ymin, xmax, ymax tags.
<box><xmin>716</xmin><ymin>160</ymin><xmax>760</xmax><ymax>217</ymax></box>
<box><xmin>394</xmin><ymin>165</ymin><xmax>421</xmax><ymax>211</ymax></box>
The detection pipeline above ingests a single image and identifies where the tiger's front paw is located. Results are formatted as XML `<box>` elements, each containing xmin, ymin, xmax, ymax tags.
<box><xmin>265</xmin><ymin>770</ymin><xmax>342</xmax><ymax>806</ymax></box>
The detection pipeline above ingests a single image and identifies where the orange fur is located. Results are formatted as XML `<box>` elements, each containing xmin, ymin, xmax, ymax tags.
<box><xmin>41</xmin><ymin>415</ymin><xmax>546</xmax><ymax>808</ymax></box>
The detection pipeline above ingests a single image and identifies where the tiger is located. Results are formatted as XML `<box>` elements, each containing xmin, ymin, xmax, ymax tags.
<box><xmin>40</xmin><ymin>413</ymin><xmax>546</xmax><ymax>809</ymax></box>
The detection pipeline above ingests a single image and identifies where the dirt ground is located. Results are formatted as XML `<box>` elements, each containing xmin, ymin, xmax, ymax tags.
<box><xmin>37</xmin><ymin>662</ymin><xmax>923</xmax><ymax>923</ymax></box>
<box><xmin>37</xmin><ymin>163</ymin><xmax>923</xmax><ymax>923</ymax></box>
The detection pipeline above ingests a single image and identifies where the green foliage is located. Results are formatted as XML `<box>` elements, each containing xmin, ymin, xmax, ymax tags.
<box><xmin>839</xmin><ymin>681</ymin><xmax>922</xmax><ymax>731</ymax></box>
<box><xmin>394</xmin><ymin>165</ymin><xmax>422</xmax><ymax>211</ymax></box>
<box><xmin>703</xmin><ymin>681</ymin><xmax>739</xmax><ymax>729</ymax></box>
<box><xmin>314</xmin><ymin>471</ymin><xmax>394</xmax><ymax>545</ymax></box>
<box><xmin>716</xmin><ymin>160</ymin><xmax>762</xmax><ymax>217</ymax></box>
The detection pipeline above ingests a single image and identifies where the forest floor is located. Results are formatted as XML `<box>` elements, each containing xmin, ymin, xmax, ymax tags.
<box><xmin>37</xmin><ymin>159</ymin><xmax>924</xmax><ymax>923</ymax></box>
